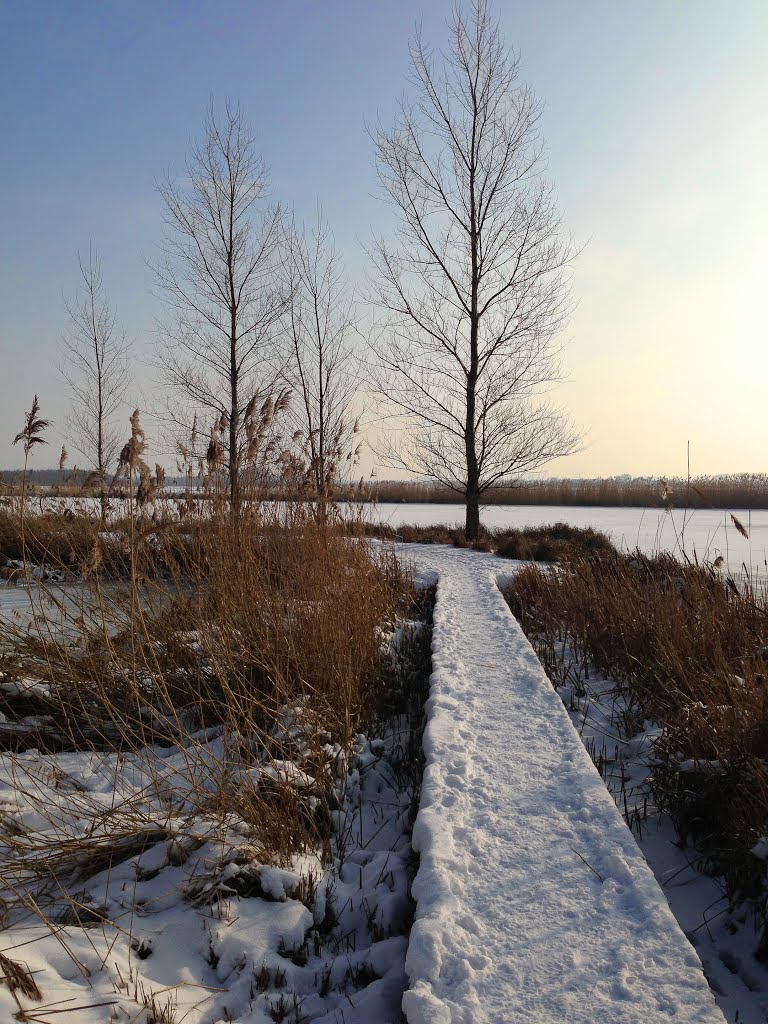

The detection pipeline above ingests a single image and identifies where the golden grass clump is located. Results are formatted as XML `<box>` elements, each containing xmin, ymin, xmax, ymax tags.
<box><xmin>0</xmin><ymin>510</ymin><xmax>100</xmax><ymax>573</ymax></box>
<box><xmin>358</xmin><ymin>519</ymin><xmax>615</xmax><ymax>562</ymax></box>
<box><xmin>178</xmin><ymin>507</ymin><xmax>409</xmax><ymax>740</ymax></box>
<box><xmin>0</xmin><ymin>502</ymin><xmax>414</xmax><ymax>894</ymax></box>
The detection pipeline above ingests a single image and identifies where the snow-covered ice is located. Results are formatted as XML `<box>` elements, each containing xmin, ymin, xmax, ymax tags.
<box><xmin>396</xmin><ymin>543</ymin><xmax>726</xmax><ymax>1023</ymax></box>
<box><xmin>378</xmin><ymin>503</ymin><xmax>768</xmax><ymax>578</ymax></box>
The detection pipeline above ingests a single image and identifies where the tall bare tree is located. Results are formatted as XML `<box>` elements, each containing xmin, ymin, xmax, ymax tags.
<box><xmin>156</xmin><ymin>101</ymin><xmax>286</xmax><ymax>515</ymax></box>
<box><xmin>60</xmin><ymin>246</ymin><xmax>131</xmax><ymax>522</ymax></box>
<box><xmin>285</xmin><ymin>208</ymin><xmax>360</xmax><ymax>502</ymax></box>
<box><xmin>370</xmin><ymin>0</ymin><xmax>578</xmax><ymax>539</ymax></box>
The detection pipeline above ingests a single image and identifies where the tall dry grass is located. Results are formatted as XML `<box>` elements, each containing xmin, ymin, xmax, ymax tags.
<box><xmin>334</xmin><ymin>473</ymin><xmax>768</xmax><ymax>509</ymax></box>
<box><xmin>506</xmin><ymin>551</ymin><xmax>768</xmax><ymax>951</ymax></box>
<box><xmin>6</xmin><ymin>470</ymin><xmax>768</xmax><ymax>509</ymax></box>
<box><xmin>0</xmin><ymin>496</ymin><xmax>417</xmax><ymax>959</ymax></box>
<box><xmin>0</xmin><ymin>403</ymin><xmax>433</xmax><ymax>1020</ymax></box>
<box><xmin>356</xmin><ymin>519</ymin><xmax>615</xmax><ymax>562</ymax></box>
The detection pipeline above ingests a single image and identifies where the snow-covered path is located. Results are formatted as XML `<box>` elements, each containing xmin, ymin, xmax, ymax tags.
<box><xmin>396</xmin><ymin>544</ymin><xmax>725</xmax><ymax>1024</ymax></box>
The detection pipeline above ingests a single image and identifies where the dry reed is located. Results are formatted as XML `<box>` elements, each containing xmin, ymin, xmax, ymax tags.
<box><xmin>0</xmin><ymin>494</ymin><xmax>417</xmax><ymax>966</ymax></box>
<box><xmin>358</xmin><ymin>520</ymin><xmax>615</xmax><ymax>562</ymax></box>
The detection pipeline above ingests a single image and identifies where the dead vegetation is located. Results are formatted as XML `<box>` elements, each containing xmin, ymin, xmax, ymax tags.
<box><xmin>359</xmin><ymin>519</ymin><xmax>615</xmax><ymax>563</ymax></box>
<box><xmin>0</xmin><ymin>393</ymin><xmax>430</xmax><ymax>1022</ymax></box>
<box><xmin>346</xmin><ymin>473</ymin><xmax>768</xmax><ymax>509</ymax></box>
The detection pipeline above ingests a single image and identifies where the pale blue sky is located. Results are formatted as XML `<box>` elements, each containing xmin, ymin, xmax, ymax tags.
<box><xmin>1</xmin><ymin>1</ymin><xmax>766</xmax><ymax>476</ymax></box>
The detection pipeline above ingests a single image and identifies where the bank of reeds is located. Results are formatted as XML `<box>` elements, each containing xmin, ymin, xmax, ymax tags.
<box><xmin>337</xmin><ymin>473</ymin><xmax>768</xmax><ymax>509</ymax></box>
<box><xmin>0</xmin><ymin>506</ymin><xmax>200</xmax><ymax>580</ymax></box>
<box><xmin>6</xmin><ymin>470</ymin><xmax>768</xmax><ymax>509</ymax></box>
<box><xmin>0</xmin><ymin>509</ymin><xmax>100</xmax><ymax>574</ymax></box>
<box><xmin>505</xmin><ymin>551</ymin><xmax>768</xmax><ymax>951</ymax></box>
<box><xmin>360</xmin><ymin>520</ymin><xmax>615</xmax><ymax>562</ymax></box>
<box><xmin>0</xmin><ymin>509</ymin><xmax>615</xmax><ymax>577</ymax></box>
<box><xmin>0</xmin><ymin>501</ymin><xmax>421</xmax><ymax>935</ymax></box>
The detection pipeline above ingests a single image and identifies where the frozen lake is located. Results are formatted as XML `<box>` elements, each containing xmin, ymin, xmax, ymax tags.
<box><xmin>0</xmin><ymin>580</ymin><xmax>171</xmax><ymax>636</ymax></box>
<box><xmin>361</xmin><ymin>502</ymin><xmax>768</xmax><ymax>577</ymax></box>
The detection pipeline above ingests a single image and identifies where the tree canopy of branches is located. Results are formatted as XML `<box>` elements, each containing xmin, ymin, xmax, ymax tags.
<box><xmin>156</xmin><ymin>101</ymin><xmax>286</xmax><ymax>514</ymax></box>
<box><xmin>285</xmin><ymin>208</ymin><xmax>360</xmax><ymax>502</ymax></box>
<box><xmin>370</xmin><ymin>0</ymin><xmax>578</xmax><ymax>539</ymax></box>
<box><xmin>59</xmin><ymin>246</ymin><xmax>131</xmax><ymax>522</ymax></box>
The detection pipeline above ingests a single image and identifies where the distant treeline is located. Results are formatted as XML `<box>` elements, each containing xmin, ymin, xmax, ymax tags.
<box><xmin>346</xmin><ymin>474</ymin><xmax>768</xmax><ymax>510</ymax></box>
<box><xmin>3</xmin><ymin>469</ymin><xmax>768</xmax><ymax>509</ymax></box>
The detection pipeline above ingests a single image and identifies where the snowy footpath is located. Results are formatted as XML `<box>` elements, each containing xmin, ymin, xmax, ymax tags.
<box><xmin>397</xmin><ymin>544</ymin><xmax>726</xmax><ymax>1024</ymax></box>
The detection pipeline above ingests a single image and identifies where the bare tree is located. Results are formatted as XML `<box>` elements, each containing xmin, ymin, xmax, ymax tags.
<box><xmin>369</xmin><ymin>0</ymin><xmax>578</xmax><ymax>539</ymax></box>
<box><xmin>60</xmin><ymin>246</ymin><xmax>131</xmax><ymax>522</ymax></box>
<box><xmin>285</xmin><ymin>208</ymin><xmax>360</xmax><ymax>503</ymax></box>
<box><xmin>156</xmin><ymin>100</ymin><xmax>286</xmax><ymax>515</ymax></box>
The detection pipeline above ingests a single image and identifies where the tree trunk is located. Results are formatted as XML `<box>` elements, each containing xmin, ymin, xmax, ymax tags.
<box><xmin>229</xmin><ymin>418</ymin><xmax>239</xmax><ymax>515</ymax></box>
<box><xmin>466</xmin><ymin>123</ymin><xmax>480</xmax><ymax>542</ymax></box>
<box><xmin>229</xmin><ymin>308</ymin><xmax>239</xmax><ymax>517</ymax></box>
<box><xmin>465</xmin><ymin>388</ymin><xmax>480</xmax><ymax>541</ymax></box>
<box><xmin>465</xmin><ymin>482</ymin><xmax>480</xmax><ymax>541</ymax></box>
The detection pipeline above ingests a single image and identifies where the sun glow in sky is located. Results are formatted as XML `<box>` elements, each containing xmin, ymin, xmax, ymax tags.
<box><xmin>1</xmin><ymin>0</ymin><xmax>766</xmax><ymax>478</ymax></box>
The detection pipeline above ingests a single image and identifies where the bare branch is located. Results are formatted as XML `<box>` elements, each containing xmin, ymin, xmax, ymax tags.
<box><xmin>368</xmin><ymin>0</ymin><xmax>579</xmax><ymax>538</ymax></box>
<box><xmin>59</xmin><ymin>245</ymin><xmax>131</xmax><ymax>520</ymax></box>
<box><xmin>282</xmin><ymin>207</ymin><xmax>360</xmax><ymax>500</ymax></box>
<box><xmin>154</xmin><ymin>101</ymin><xmax>288</xmax><ymax>512</ymax></box>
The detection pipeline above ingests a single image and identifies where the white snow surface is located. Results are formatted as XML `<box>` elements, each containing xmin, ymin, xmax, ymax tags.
<box><xmin>377</xmin><ymin>503</ymin><xmax>768</xmax><ymax>578</ymax></box>
<box><xmin>396</xmin><ymin>543</ymin><xmax>726</xmax><ymax>1024</ymax></box>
